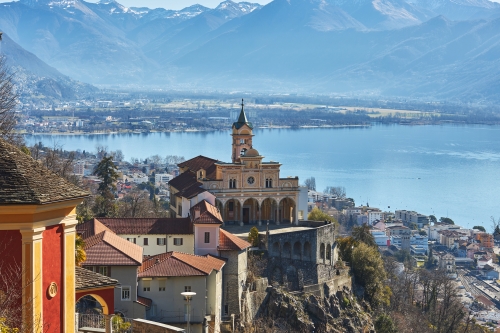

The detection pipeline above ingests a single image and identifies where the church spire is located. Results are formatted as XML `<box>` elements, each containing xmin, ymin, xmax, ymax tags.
<box><xmin>233</xmin><ymin>99</ymin><xmax>253</xmax><ymax>129</ymax></box>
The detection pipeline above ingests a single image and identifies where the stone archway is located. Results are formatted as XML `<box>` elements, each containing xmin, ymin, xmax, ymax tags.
<box><xmin>303</xmin><ymin>241</ymin><xmax>312</xmax><ymax>261</ymax></box>
<box><xmin>261</xmin><ymin>198</ymin><xmax>278</xmax><ymax>223</ymax></box>
<box><xmin>283</xmin><ymin>242</ymin><xmax>291</xmax><ymax>259</ymax></box>
<box><xmin>293</xmin><ymin>241</ymin><xmax>302</xmax><ymax>260</ymax></box>
<box><xmin>242</xmin><ymin>198</ymin><xmax>259</xmax><ymax>224</ymax></box>
<box><xmin>224</xmin><ymin>199</ymin><xmax>241</xmax><ymax>222</ymax></box>
<box><xmin>279</xmin><ymin>197</ymin><xmax>296</xmax><ymax>224</ymax></box>
<box><xmin>272</xmin><ymin>242</ymin><xmax>281</xmax><ymax>257</ymax></box>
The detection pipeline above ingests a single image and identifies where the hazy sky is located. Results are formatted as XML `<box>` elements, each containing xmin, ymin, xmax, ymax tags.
<box><xmin>0</xmin><ymin>0</ymin><xmax>272</xmax><ymax>10</ymax></box>
<box><xmin>1</xmin><ymin>0</ymin><xmax>499</xmax><ymax>10</ymax></box>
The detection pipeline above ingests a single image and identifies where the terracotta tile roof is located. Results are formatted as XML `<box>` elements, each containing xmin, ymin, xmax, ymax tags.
<box><xmin>138</xmin><ymin>251</ymin><xmax>225</xmax><ymax>278</ymax></box>
<box><xmin>218</xmin><ymin>229</ymin><xmax>251</xmax><ymax>251</ymax></box>
<box><xmin>77</xmin><ymin>219</ymin><xmax>115</xmax><ymax>239</ymax></box>
<box><xmin>178</xmin><ymin>155</ymin><xmax>219</xmax><ymax>180</ymax></box>
<box><xmin>93</xmin><ymin>217</ymin><xmax>192</xmax><ymax>235</ymax></box>
<box><xmin>136</xmin><ymin>295</ymin><xmax>152</xmax><ymax>308</ymax></box>
<box><xmin>75</xmin><ymin>266</ymin><xmax>119</xmax><ymax>291</ymax></box>
<box><xmin>82</xmin><ymin>230</ymin><xmax>143</xmax><ymax>266</ymax></box>
<box><xmin>190</xmin><ymin>200</ymin><xmax>223</xmax><ymax>225</ymax></box>
<box><xmin>0</xmin><ymin>139</ymin><xmax>89</xmax><ymax>204</ymax></box>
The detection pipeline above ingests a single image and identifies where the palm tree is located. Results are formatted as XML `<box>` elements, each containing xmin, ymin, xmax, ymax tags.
<box><xmin>352</xmin><ymin>224</ymin><xmax>377</xmax><ymax>247</ymax></box>
<box><xmin>75</xmin><ymin>235</ymin><xmax>86</xmax><ymax>266</ymax></box>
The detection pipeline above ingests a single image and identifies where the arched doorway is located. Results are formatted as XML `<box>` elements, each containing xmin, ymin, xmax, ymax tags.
<box><xmin>76</xmin><ymin>294</ymin><xmax>110</xmax><ymax>315</ymax></box>
<box><xmin>224</xmin><ymin>199</ymin><xmax>241</xmax><ymax>222</ymax></box>
<box><xmin>261</xmin><ymin>198</ymin><xmax>278</xmax><ymax>223</ymax></box>
<box><xmin>242</xmin><ymin>198</ymin><xmax>259</xmax><ymax>224</ymax></box>
<box><xmin>279</xmin><ymin>197</ymin><xmax>296</xmax><ymax>224</ymax></box>
<box><xmin>293</xmin><ymin>241</ymin><xmax>302</xmax><ymax>260</ymax></box>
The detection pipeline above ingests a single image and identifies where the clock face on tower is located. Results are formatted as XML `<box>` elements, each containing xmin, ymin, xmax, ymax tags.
<box><xmin>247</xmin><ymin>176</ymin><xmax>255</xmax><ymax>185</ymax></box>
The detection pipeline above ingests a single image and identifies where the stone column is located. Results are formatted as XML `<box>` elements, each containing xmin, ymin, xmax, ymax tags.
<box><xmin>239</xmin><ymin>200</ymin><xmax>244</xmax><ymax>227</ymax></box>
<box><xmin>20</xmin><ymin>227</ymin><xmax>45</xmax><ymax>333</ymax></box>
<box><xmin>257</xmin><ymin>200</ymin><xmax>262</xmax><ymax>226</ymax></box>
<box><xmin>63</xmin><ymin>216</ymin><xmax>78</xmax><ymax>333</ymax></box>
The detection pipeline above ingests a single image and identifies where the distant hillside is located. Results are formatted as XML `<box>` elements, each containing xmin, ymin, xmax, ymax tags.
<box><xmin>0</xmin><ymin>33</ymin><xmax>97</xmax><ymax>101</ymax></box>
<box><xmin>1</xmin><ymin>0</ymin><xmax>500</xmax><ymax>103</ymax></box>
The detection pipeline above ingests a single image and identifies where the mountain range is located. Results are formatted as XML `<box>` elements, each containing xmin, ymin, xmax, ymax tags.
<box><xmin>1</xmin><ymin>0</ymin><xmax>500</xmax><ymax>103</ymax></box>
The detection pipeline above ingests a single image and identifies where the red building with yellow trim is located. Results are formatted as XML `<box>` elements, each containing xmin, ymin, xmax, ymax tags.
<box><xmin>0</xmin><ymin>139</ymin><xmax>89</xmax><ymax>333</ymax></box>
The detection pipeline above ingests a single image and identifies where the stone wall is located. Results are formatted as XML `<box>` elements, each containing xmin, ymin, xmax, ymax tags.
<box><xmin>220</xmin><ymin>249</ymin><xmax>248</xmax><ymax>316</ymax></box>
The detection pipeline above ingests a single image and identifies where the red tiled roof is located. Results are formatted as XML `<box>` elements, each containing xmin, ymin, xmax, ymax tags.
<box><xmin>218</xmin><ymin>229</ymin><xmax>251</xmax><ymax>251</ymax></box>
<box><xmin>190</xmin><ymin>200</ymin><xmax>223</xmax><ymax>225</ymax></box>
<box><xmin>136</xmin><ymin>295</ymin><xmax>153</xmax><ymax>308</ymax></box>
<box><xmin>82</xmin><ymin>231</ymin><xmax>143</xmax><ymax>266</ymax></box>
<box><xmin>94</xmin><ymin>218</ymin><xmax>192</xmax><ymax>235</ymax></box>
<box><xmin>138</xmin><ymin>252</ymin><xmax>225</xmax><ymax>278</ymax></box>
<box><xmin>77</xmin><ymin>219</ymin><xmax>115</xmax><ymax>239</ymax></box>
<box><xmin>178</xmin><ymin>156</ymin><xmax>218</xmax><ymax>179</ymax></box>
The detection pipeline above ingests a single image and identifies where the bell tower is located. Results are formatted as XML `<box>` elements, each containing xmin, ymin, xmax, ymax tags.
<box><xmin>231</xmin><ymin>99</ymin><xmax>254</xmax><ymax>163</ymax></box>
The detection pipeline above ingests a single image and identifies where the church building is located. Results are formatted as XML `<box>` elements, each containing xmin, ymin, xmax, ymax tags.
<box><xmin>169</xmin><ymin>100</ymin><xmax>301</xmax><ymax>225</ymax></box>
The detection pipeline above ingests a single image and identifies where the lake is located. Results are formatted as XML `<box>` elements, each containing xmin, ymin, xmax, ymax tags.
<box><xmin>26</xmin><ymin>124</ymin><xmax>500</xmax><ymax>230</ymax></box>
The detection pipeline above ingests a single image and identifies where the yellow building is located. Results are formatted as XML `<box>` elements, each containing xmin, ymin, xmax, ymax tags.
<box><xmin>170</xmin><ymin>100</ymin><xmax>300</xmax><ymax>225</ymax></box>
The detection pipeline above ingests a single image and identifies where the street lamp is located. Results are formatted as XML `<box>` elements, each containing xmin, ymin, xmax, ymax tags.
<box><xmin>181</xmin><ymin>291</ymin><xmax>196</xmax><ymax>333</ymax></box>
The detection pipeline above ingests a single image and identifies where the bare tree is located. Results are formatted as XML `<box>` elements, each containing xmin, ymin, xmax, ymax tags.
<box><xmin>304</xmin><ymin>176</ymin><xmax>316</xmax><ymax>191</ymax></box>
<box><xmin>0</xmin><ymin>56</ymin><xmax>19</xmax><ymax>144</ymax></box>
<box><xmin>324</xmin><ymin>186</ymin><xmax>346</xmax><ymax>198</ymax></box>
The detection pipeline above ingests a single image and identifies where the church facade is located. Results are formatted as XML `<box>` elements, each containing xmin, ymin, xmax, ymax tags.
<box><xmin>169</xmin><ymin>101</ymin><xmax>302</xmax><ymax>225</ymax></box>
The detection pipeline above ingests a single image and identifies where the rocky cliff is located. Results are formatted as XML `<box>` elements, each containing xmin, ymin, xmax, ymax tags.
<box><xmin>239</xmin><ymin>282</ymin><xmax>375</xmax><ymax>333</ymax></box>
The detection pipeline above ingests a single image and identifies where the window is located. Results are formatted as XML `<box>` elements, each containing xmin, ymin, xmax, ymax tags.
<box><xmin>157</xmin><ymin>238</ymin><xmax>166</xmax><ymax>246</ymax></box>
<box><xmin>143</xmin><ymin>238</ymin><xmax>149</xmax><ymax>246</ymax></box>
<box><xmin>204</xmin><ymin>232</ymin><xmax>210</xmax><ymax>244</ymax></box>
<box><xmin>143</xmin><ymin>280</ymin><xmax>150</xmax><ymax>292</ymax></box>
<box><xmin>127</xmin><ymin>238</ymin><xmax>136</xmax><ymax>244</ymax></box>
<box><xmin>159</xmin><ymin>280</ymin><xmax>166</xmax><ymax>292</ymax></box>
<box><xmin>229</xmin><ymin>179</ymin><xmax>237</xmax><ymax>189</ymax></box>
<box><xmin>184</xmin><ymin>286</ymin><xmax>191</xmax><ymax>292</ymax></box>
<box><xmin>224</xmin><ymin>305</ymin><xmax>229</xmax><ymax>315</ymax></box>
<box><xmin>121</xmin><ymin>286</ymin><xmax>131</xmax><ymax>301</ymax></box>
<box><xmin>174</xmin><ymin>238</ymin><xmax>183</xmax><ymax>246</ymax></box>
<box><xmin>240</xmin><ymin>139</ymin><xmax>245</xmax><ymax>144</ymax></box>
<box><xmin>178</xmin><ymin>203</ymin><xmax>183</xmax><ymax>216</ymax></box>
<box><xmin>240</xmin><ymin>148</ymin><xmax>247</xmax><ymax>156</ymax></box>
<box><xmin>98</xmin><ymin>266</ymin><xmax>108</xmax><ymax>276</ymax></box>
<box><xmin>266</xmin><ymin>178</ymin><xmax>273</xmax><ymax>188</ymax></box>
<box><xmin>228</xmin><ymin>201</ymin><xmax>234</xmax><ymax>211</ymax></box>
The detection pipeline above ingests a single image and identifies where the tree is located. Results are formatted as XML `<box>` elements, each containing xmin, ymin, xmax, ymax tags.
<box><xmin>337</xmin><ymin>236</ymin><xmax>358</xmax><ymax>263</ymax></box>
<box><xmin>352</xmin><ymin>224</ymin><xmax>377</xmax><ymax>248</ymax></box>
<box><xmin>304</xmin><ymin>177</ymin><xmax>316</xmax><ymax>191</ymax></box>
<box><xmin>429</xmin><ymin>215</ymin><xmax>437</xmax><ymax>223</ymax></box>
<box><xmin>324</xmin><ymin>186</ymin><xmax>346</xmax><ymax>198</ymax></box>
<box><xmin>351</xmin><ymin>242</ymin><xmax>391</xmax><ymax>307</ymax></box>
<box><xmin>307</xmin><ymin>207</ymin><xmax>335</xmax><ymax>223</ymax></box>
<box><xmin>93</xmin><ymin>156</ymin><xmax>119</xmax><ymax>196</ymax></box>
<box><xmin>473</xmin><ymin>226</ymin><xmax>486</xmax><ymax>232</ymax></box>
<box><xmin>75</xmin><ymin>235</ymin><xmax>86</xmax><ymax>267</ymax></box>
<box><xmin>374</xmin><ymin>313</ymin><xmax>397</xmax><ymax>333</ymax></box>
<box><xmin>248</xmin><ymin>227</ymin><xmax>259</xmax><ymax>247</ymax></box>
<box><xmin>0</xmin><ymin>56</ymin><xmax>19</xmax><ymax>144</ymax></box>
<box><xmin>491</xmin><ymin>216</ymin><xmax>500</xmax><ymax>236</ymax></box>
<box><xmin>439</xmin><ymin>217</ymin><xmax>454</xmax><ymax>225</ymax></box>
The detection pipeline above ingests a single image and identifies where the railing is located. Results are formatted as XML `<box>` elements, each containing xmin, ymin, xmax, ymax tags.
<box><xmin>78</xmin><ymin>314</ymin><xmax>105</xmax><ymax>330</ymax></box>
<box><xmin>76</xmin><ymin>313</ymin><xmax>133</xmax><ymax>333</ymax></box>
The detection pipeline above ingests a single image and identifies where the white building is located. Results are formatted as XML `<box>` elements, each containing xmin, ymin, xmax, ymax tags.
<box><xmin>138</xmin><ymin>252</ymin><xmax>225</xmax><ymax>333</ymax></box>
<box><xmin>155</xmin><ymin>173</ymin><xmax>174</xmax><ymax>187</ymax></box>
